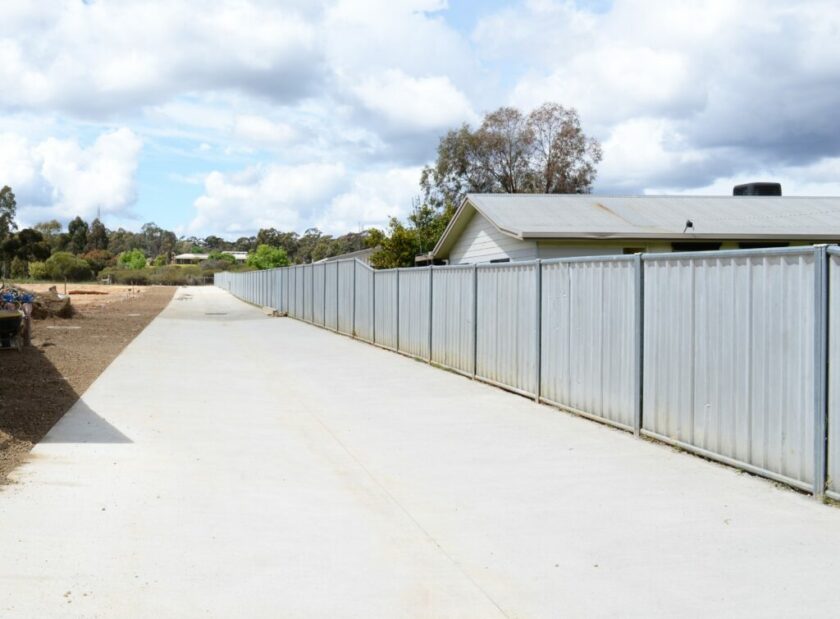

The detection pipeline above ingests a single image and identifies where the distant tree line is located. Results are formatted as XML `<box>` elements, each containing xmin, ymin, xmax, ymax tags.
<box><xmin>0</xmin><ymin>184</ymin><xmax>375</xmax><ymax>280</ymax></box>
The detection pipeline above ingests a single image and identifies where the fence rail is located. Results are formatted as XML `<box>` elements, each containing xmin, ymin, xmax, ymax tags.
<box><xmin>215</xmin><ymin>244</ymin><xmax>840</xmax><ymax>499</ymax></box>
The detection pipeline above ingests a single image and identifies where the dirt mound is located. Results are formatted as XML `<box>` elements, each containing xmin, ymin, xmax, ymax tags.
<box><xmin>1</xmin><ymin>284</ymin><xmax>73</xmax><ymax>319</ymax></box>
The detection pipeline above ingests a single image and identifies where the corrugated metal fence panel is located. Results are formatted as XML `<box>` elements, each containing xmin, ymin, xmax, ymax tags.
<box><xmin>295</xmin><ymin>266</ymin><xmax>306</xmax><ymax>320</ymax></box>
<box><xmin>262</xmin><ymin>270</ymin><xmax>271</xmax><ymax>307</ymax></box>
<box><xmin>354</xmin><ymin>262</ymin><xmax>374</xmax><ymax>342</ymax></box>
<box><xmin>303</xmin><ymin>264</ymin><xmax>314</xmax><ymax>323</ymax></box>
<box><xmin>431</xmin><ymin>265</ymin><xmax>475</xmax><ymax>375</ymax></box>
<box><xmin>828</xmin><ymin>250</ymin><xmax>840</xmax><ymax>499</ymax></box>
<box><xmin>476</xmin><ymin>262</ymin><xmax>538</xmax><ymax>396</ymax></box>
<box><xmin>274</xmin><ymin>269</ymin><xmax>286</xmax><ymax>313</ymax></box>
<box><xmin>643</xmin><ymin>249</ymin><xmax>817</xmax><ymax>490</ymax></box>
<box><xmin>540</xmin><ymin>258</ymin><xmax>637</xmax><ymax>429</ymax></box>
<box><xmin>398</xmin><ymin>268</ymin><xmax>431</xmax><ymax>359</ymax></box>
<box><xmin>312</xmin><ymin>263</ymin><xmax>326</xmax><ymax>325</ymax></box>
<box><xmin>286</xmin><ymin>267</ymin><xmax>295</xmax><ymax>318</ymax></box>
<box><xmin>337</xmin><ymin>260</ymin><xmax>355</xmax><ymax>335</ymax></box>
<box><xmin>325</xmin><ymin>261</ymin><xmax>338</xmax><ymax>330</ymax></box>
<box><xmin>374</xmin><ymin>270</ymin><xmax>398</xmax><ymax>349</ymax></box>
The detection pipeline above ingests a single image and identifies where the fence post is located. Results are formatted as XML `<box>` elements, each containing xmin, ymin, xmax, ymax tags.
<box><xmin>352</xmin><ymin>260</ymin><xmax>357</xmax><ymax>338</ymax></box>
<box><xmin>372</xmin><ymin>268</ymin><xmax>377</xmax><ymax>344</ymax></box>
<box><xmin>323</xmin><ymin>264</ymin><xmax>327</xmax><ymax>327</ymax></box>
<box><xmin>814</xmin><ymin>245</ymin><xmax>829</xmax><ymax>499</ymax></box>
<box><xmin>472</xmin><ymin>262</ymin><xmax>478</xmax><ymax>379</ymax></box>
<box><xmin>396</xmin><ymin>269</ymin><xmax>401</xmax><ymax>352</ymax></box>
<box><xmin>333</xmin><ymin>263</ymin><xmax>338</xmax><ymax>332</ymax></box>
<box><xmin>633</xmin><ymin>253</ymin><xmax>644</xmax><ymax>437</ymax></box>
<box><xmin>428</xmin><ymin>265</ymin><xmax>434</xmax><ymax>363</ymax></box>
<box><xmin>535</xmin><ymin>260</ymin><xmax>542</xmax><ymax>402</ymax></box>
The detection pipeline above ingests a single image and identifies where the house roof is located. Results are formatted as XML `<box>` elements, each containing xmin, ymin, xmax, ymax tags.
<box><xmin>315</xmin><ymin>246</ymin><xmax>379</xmax><ymax>263</ymax></box>
<box><xmin>432</xmin><ymin>194</ymin><xmax>840</xmax><ymax>258</ymax></box>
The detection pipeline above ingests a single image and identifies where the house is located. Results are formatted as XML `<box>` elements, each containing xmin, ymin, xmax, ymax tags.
<box><xmin>173</xmin><ymin>251</ymin><xmax>248</xmax><ymax>265</ymax></box>
<box><xmin>424</xmin><ymin>188</ymin><xmax>840</xmax><ymax>264</ymax></box>
<box><xmin>315</xmin><ymin>246</ymin><xmax>379</xmax><ymax>266</ymax></box>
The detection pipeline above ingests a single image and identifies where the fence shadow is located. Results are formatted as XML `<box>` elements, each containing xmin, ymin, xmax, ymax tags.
<box><xmin>0</xmin><ymin>342</ymin><xmax>131</xmax><ymax>452</ymax></box>
<box><xmin>39</xmin><ymin>400</ymin><xmax>131</xmax><ymax>444</ymax></box>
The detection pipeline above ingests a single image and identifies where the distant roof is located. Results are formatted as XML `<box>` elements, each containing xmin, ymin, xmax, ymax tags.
<box><xmin>432</xmin><ymin>194</ymin><xmax>840</xmax><ymax>258</ymax></box>
<box><xmin>174</xmin><ymin>251</ymin><xmax>247</xmax><ymax>261</ymax></box>
<box><xmin>315</xmin><ymin>246</ymin><xmax>379</xmax><ymax>263</ymax></box>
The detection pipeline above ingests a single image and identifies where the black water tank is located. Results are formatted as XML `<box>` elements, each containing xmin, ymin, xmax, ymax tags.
<box><xmin>733</xmin><ymin>182</ymin><xmax>782</xmax><ymax>196</ymax></box>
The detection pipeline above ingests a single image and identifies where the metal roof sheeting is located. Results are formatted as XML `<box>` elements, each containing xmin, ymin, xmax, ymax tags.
<box><xmin>468</xmin><ymin>194</ymin><xmax>840</xmax><ymax>239</ymax></box>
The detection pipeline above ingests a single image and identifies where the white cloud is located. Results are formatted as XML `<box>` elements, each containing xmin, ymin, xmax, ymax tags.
<box><xmin>188</xmin><ymin>163</ymin><xmax>422</xmax><ymax>237</ymax></box>
<box><xmin>188</xmin><ymin>163</ymin><xmax>347</xmax><ymax>236</ymax></box>
<box><xmin>511</xmin><ymin>46</ymin><xmax>699</xmax><ymax>127</ymax></box>
<box><xmin>352</xmin><ymin>70</ymin><xmax>478</xmax><ymax>132</ymax></box>
<box><xmin>654</xmin><ymin>157</ymin><xmax>840</xmax><ymax>197</ymax></box>
<box><xmin>0</xmin><ymin>128</ymin><xmax>142</xmax><ymax>225</ymax></box>
<box><xmin>598</xmin><ymin>118</ymin><xmax>712</xmax><ymax>192</ymax></box>
<box><xmin>325</xmin><ymin>0</ymin><xmax>474</xmax><ymax>81</ymax></box>
<box><xmin>0</xmin><ymin>1</ymin><xmax>323</xmax><ymax>114</ymax></box>
<box><xmin>318</xmin><ymin>167</ymin><xmax>422</xmax><ymax>234</ymax></box>
<box><xmin>233</xmin><ymin>115</ymin><xmax>297</xmax><ymax>145</ymax></box>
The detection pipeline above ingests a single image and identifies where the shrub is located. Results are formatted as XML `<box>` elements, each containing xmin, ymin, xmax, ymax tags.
<box><xmin>200</xmin><ymin>259</ymin><xmax>233</xmax><ymax>272</ymax></box>
<box><xmin>101</xmin><ymin>265</ymin><xmax>208</xmax><ymax>286</ymax></box>
<box><xmin>152</xmin><ymin>254</ymin><xmax>168</xmax><ymax>267</ymax></box>
<box><xmin>118</xmin><ymin>249</ymin><xmax>147</xmax><ymax>270</ymax></box>
<box><xmin>45</xmin><ymin>252</ymin><xmax>93</xmax><ymax>281</ymax></box>
<box><xmin>246</xmin><ymin>244</ymin><xmax>290</xmax><ymax>270</ymax></box>
<box><xmin>80</xmin><ymin>249</ymin><xmax>114</xmax><ymax>275</ymax></box>
<box><xmin>100</xmin><ymin>267</ymin><xmax>149</xmax><ymax>285</ymax></box>
<box><xmin>29</xmin><ymin>261</ymin><xmax>49</xmax><ymax>280</ymax></box>
<box><xmin>208</xmin><ymin>251</ymin><xmax>236</xmax><ymax>265</ymax></box>
<box><xmin>10</xmin><ymin>256</ymin><xmax>27</xmax><ymax>278</ymax></box>
<box><xmin>147</xmin><ymin>266</ymin><xmax>195</xmax><ymax>285</ymax></box>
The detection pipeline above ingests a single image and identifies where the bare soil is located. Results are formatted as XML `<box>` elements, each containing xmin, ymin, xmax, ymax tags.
<box><xmin>0</xmin><ymin>286</ymin><xmax>175</xmax><ymax>482</ymax></box>
<box><xmin>19</xmin><ymin>283</ymin><xmax>148</xmax><ymax>307</ymax></box>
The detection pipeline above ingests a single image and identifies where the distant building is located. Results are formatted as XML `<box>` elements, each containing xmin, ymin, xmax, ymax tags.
<box><xmin>425</xmin><ymin>190</ymin><xmax>840</xmax><ymax>265</ymax></box>
<box><xmin>173</xmin><ymin>251</ymin><xmax>248</xmax><ymax>265</ymax></box>
<box><xmin>315</xmin><ymin>246</ymin><xmax>379</xmax><ymax>266</ymax></box>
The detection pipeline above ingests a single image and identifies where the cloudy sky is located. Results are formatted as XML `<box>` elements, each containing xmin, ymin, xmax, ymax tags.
<box><xmin>2</xmin><ymin>0</ymin><xmax>840</xmax><ymax>238</ymax></box>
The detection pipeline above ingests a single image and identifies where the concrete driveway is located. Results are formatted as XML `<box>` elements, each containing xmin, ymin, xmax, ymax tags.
<box><xmin>1</xmin><ymin>285</ymin><xmax>839</xmax><ymax>617</ymax></box>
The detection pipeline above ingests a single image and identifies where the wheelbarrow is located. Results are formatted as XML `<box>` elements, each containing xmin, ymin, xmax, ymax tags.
<box><xmin>0</xmin><ymin>310</ymin><xmax>25</xmax><ymax>352</ymax></box>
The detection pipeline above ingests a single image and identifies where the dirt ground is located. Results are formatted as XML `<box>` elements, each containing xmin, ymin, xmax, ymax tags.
<box><xmin>0</xmin><ymin>286</ymin><xmax>175</xmax><ymax>482</ymax></box>
<box><xmin>18</xmin><ymin>282</ymin><xmax>148</xmax><ymax>307</ymax></box>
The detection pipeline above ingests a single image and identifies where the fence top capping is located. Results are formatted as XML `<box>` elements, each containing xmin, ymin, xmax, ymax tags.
<box><xmin>475</xmin><ymin>260</ymin><xmax>540</xmax><ymax>269</ymax></box>
<box><xmin>642</xmin><ymin>244</ymin><xmax>825</xmax><ymax>261</ymax></box>
<box><xmin>540</xmin><ymin>254</ymin><xmax>637</xmax><ymax>266</ymax></box>
<box><xmin>425</xmin><ymin>263</ymin><xmax>475</xmax><ymax>271</ymax></box>
<box><xmin>395</xmin><ymin>265</ymin><xmax>434</xmax><ymax>272</ymax></box>
<box><xmin>825</xmin><ymin>244</ymin><xmax>840</xmax><ymax>256</ymax></box>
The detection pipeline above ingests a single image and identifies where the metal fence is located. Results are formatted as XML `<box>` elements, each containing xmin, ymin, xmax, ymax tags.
<box><xmin>476</xmin><ymin>262</ymin><xmax>539</xmax><ymax>398</ymax></box>
<box><xmin>643</xmin><ymin>247</ymin><xmax>823</xmax><ymax>492</ymax></box>
<box><xmin>540</xmin><ymin>256</ymin><xmax>640</xmax><ymax>431</ymax></box>
<box><xmin>828</xmin><ymin>248</ymin><xmax>840</xmax><ymax>500</ymax></box>
<box><xmin>431</xmin><ymin>265</ymin><xmax>475</xmax><ymax>376</ymax></box>
<box><xmin>215</xmin><ymin>245</ymin><xmax>839</xmax><ymax>499</ymax></box>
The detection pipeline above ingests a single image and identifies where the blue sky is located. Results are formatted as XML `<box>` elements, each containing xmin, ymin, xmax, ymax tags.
<box><xmin>2</xmin><ymin>0</ymin><xmax>840</xmax><ymax>239</ymax></box>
